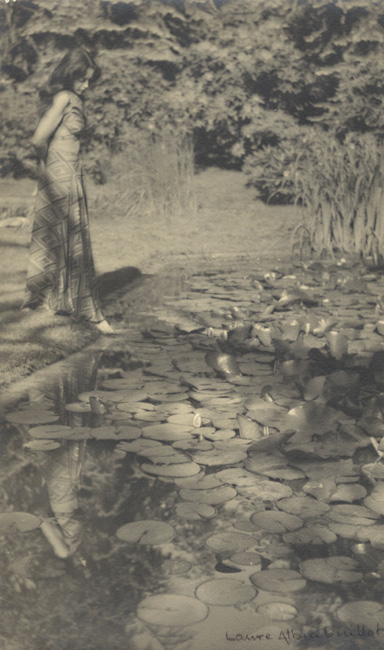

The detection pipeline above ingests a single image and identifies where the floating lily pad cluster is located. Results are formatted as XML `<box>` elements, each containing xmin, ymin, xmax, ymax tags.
<box><xmin>6</xmin><ymin>258</ymin><xmax>384</xmax><ymax>637</ymax></box>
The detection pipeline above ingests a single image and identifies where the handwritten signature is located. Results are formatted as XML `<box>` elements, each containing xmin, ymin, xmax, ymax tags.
<box><xmin>226</xmin><ymin>623</ymin><xmax>384</xmax><ymax>645</ymax></box>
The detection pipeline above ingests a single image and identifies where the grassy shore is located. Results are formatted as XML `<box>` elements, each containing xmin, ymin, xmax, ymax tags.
<box><xmin>0</xmin><ymin>168</ymin><xmax>299</xmax><ymax>389</ymax></box>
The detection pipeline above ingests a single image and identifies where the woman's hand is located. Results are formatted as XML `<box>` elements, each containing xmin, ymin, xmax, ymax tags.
<box><xmin>31</xmin><ymin>91</ymin><xmax>70</xmax><ymax>158</ymax></box>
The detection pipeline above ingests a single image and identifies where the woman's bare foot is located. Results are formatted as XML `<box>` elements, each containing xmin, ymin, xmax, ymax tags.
<box><xmin>94</xmin><ymin>319</ymin><xmax>114</xmax><ymax>335</ymax></box>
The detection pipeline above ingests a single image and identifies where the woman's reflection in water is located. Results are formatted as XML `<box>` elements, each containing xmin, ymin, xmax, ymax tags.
<box><xmin>28</xmin><ymin>352</ymin><xmax>103</xmax><ymax>565</ymax></box>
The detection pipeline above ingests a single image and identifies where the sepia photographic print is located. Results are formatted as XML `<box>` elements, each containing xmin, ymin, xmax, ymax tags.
<box><xmin>2</xmin><ymin>0</ymin><xmax>384</xmax><ymax>648</ymax></box>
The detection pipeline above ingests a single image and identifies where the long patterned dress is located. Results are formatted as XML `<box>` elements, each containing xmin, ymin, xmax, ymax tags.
<box><xmin>22</xmin><ymin>96</ymin><xmax>104</xmax><ymax>323</ymax></box>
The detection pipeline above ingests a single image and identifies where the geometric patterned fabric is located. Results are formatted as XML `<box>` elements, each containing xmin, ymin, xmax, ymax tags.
<box><xmin>22</xmin><ymin>98</ymin><xmax>104</xmax><ymax>323</ymax></box>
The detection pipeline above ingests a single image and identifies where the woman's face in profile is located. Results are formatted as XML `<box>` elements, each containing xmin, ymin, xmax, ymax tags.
<box><xmin>73</xmin><ymin>67</ymin><xmax>94</xmax><ymax>96</ymax></box>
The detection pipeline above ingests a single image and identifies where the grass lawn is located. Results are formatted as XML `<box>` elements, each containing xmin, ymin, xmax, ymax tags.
<box><xmin>0</xmin><ymin>168</ymin><xmax>299</xmax><ymax>389</ymax></box>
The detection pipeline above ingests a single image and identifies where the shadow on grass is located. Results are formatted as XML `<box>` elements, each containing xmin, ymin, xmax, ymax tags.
<box><xmin>97</xmin><ymin>266</ymin><xmax>142</xmax><ymax>299</ymax></box>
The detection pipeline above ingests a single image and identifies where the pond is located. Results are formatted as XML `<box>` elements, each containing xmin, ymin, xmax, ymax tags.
<box><xmin>2</xmin><ymin>260</ymin><xmax>384</xmax><ymax>650</ymax></box>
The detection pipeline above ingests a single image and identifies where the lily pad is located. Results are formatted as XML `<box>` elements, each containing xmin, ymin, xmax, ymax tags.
<box><xmin>283</xmin><ymin>525</ymin><xmax>337</xmax><ymax>545</ymax></box>
<box><xmin>230</xmin><ymin>552</ymin><xmax>262</xmax><ymax>567</ymax></box>
<box><xmin>175</xmin><ymin>502</ymin><xmax>216</xmax><ymax>520</ymax></box>
<box><xmin>215</xmin><ymin>468</ymin><xmax>259</xmax><ymax>487</ymax></box>
<box><xmin>250</xmin><ymin>510</ymin><xmax>303</xmax><ymax>534</ymax></box>
<box><xmin>300</xmin><ymin>556</ymin><xmax>362</xmax><ymax>584</ymax></box>
<box><xmin>174</xmin><ymin>475</ymin><xmax>222</xmax><ymax>490</ymax></box>
<box><xmin>142</xmin><ymin>423</ymin><xmax>194</xmax><ymax>441</ymax></box>
<box><xmin>283</xmin><ymin>403</ymin><xmax>342</xmax><ymax>436</ymax></box>
<box><xmin>356</xmin><ymin>525</ymin><xmax>384</xmax><ymax>549</ymax></box>
<box><xmin>116</xmin><ymin>520</ymin><xmax>175</xmax><ymax>545</ymax></box>
<box><xmin>28</xmin><ymin>425</ymin><xmax>76</xmax><ymax>439</ymax></box>
<box><xmin>137</xmin><ymin>594</ymin><xmax>208</xmax><ymax>627</ymax></box>
<box><xmin>141</xmin><ymin>461</ymin><xmax>201</xmax><ymax>477</ymax></box>
<box><xmin>251</xmin><ymin>569</ymin><xmax>306</xmax><ymax>593</ymax></box>
<box><xmin>237</xmin><ymin>479</ymin><xmax>292</xmax><ymax>502</ymax></box>
<box><xmin>179</xmin><ymin>485</ymin><xmax>237</xmax><ymax>505</ymax></box>
<box><xmin>0</xmin><ymin>512</ymin><xmax>41</xmax><ymax>534</ymax></box>
<box><xmin>195</xmin><ymin>578</ymin><xmax>257</xmax><ymax>606</ymax></box>
<box><xmin>256</xmin><ymin>603</ymin><xmax>298</xmax><ymax>622</ymax></box>
<box><xmin>326</xmin><ymin>504</ymin><xmax>379</xmax><ymax>526</ymax></box>
<box><xmin>192</xmin><ymin>448</ymin><xmax>247</xmax><ymax>466</ymax></box>
<box><xmin>336</xmin><ymin>601</ymin><xmax>384</xmax><ymax>628</ymax></box>
<box><xmin>364</xmin><ymin>484</ymin><xmax>384</xmax><ymax>515</ymax></box>
<box><xmin>277</xmin><ymin>496</ymin><xmax>330</xmax><ymax>518</ymax></box>
<box><xmin>205</xmin><ymin>532</ymin><xmax>255</xmax><ymax>552</ymax></box>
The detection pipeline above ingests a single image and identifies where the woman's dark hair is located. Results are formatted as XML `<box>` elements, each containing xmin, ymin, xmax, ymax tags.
<box><xmin>40</xmin><ymin>48</ymin><xmax>100</xmax><ymax>105</ymax></box>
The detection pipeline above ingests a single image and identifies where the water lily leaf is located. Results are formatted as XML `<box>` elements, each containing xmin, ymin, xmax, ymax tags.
<box><xmin>6</xmin><ymin>409</ymin><xmax>59</xmax><ymax>425</ymax></box>
<box><xmin>174</xmin><ymin>474</ymin><xmax>222</xmax><ymax>490</ymax></box>
<box><xmin>300</xmin><ymin>556</ymin><xmax>362</xmax><ymax>584</ymax></box>
<box><xmin>327</xmin><ymin>522</ymin><xmax>366</xmax><ymax>539</ymax></box>
<box><xmin>256</xmin><ymin>603</ymin><xmax>298</xmax><ymax>622</ymax></box>
<box><xmin>329</xmin><ymin>483</ymin><xmax>367</xmax><ymax>503</ymax></box>
<box><xmin>286</xmin><ymin>431</ymin><xmax>360</xmax><ymax>459</ymax></box>
<box><xmin>116</xmin><ymin>520</ymin><xmax>175</xmax><ymax>545</ymax></box>
<box><xmin>303</xmin><ymin>376</ymin><xmax>326</xmax><ymax>401</ymax></box>
<box><xmin>277</xmin><ymin>496</ymin><xmax>330</xmax><ymax>518</ymax></box>
<box><xmin>112</xmin><ymin>425</ymin><xmax>142</xmax><ymax>440</ymax></box>
<box><xmin>250</xmin><ymin>510</ymin><xmax>303</xmax><ymax>534</ymax></box>
<box><xmin>245</xmin><ymin>456</ymin><xmax>305</xmax><ymax>480</ymax></box>
<box><xmin>283</xmin><ymin>525</ymin><xmax>337</xmax><ymax>545</ymax></box>
<box><xmin>364</xmin><ymin>484</ymin><xmax>384</xmax><ymax>515</ymax></box>
<box><xmin>246</xmin><ymin>406</ymin><xmax>286</xmax><ymax>428</ymax></box>
<box><xmin>195</xmin><ymin>578</ymin><xmax>257</xmax><ymax>606</ymax></box>
<box><xmin>230</xmin><ymin>551</ymin><xmax>262</xmax><ymax>567</ymax></box>
<box><xmin>24</xmin><ymin>439</ymin><xmax>61</xmax><ymax>451</ymax></box>
<box><xmin>249</xmin><ymin>429</ymin><xmax>296</xmax><ymax>453</ymax></box>
<box><xmin>116</xmin><ymin>439</ymin><xmax>162</xmax><ymax>453</ymax></box>
<box><xmin>0</xmin><ymin>512</ymin><xmax>41</xmax><ymax>533</ymax></box>
<box><xmin>326</xmin><ymin>504</ymin><xmax>380</xmax><ymax>526</ymax></box>
<box><xmin>175</xmin><ymin>502</ymin><xmax>216</xmax><ymax>520</ymax></box>
<box><xmin>205</xmin><ymin>532</ymin><xmax>255</xmax><ymax>552</ymax></box>
<box><xmin>336</xmin><ymin>601</ymin><xmax>384</xmax><ymax>628</ymax></box>
<box><xmin>356</xmin><ymin>525</ymin><xmax>384</xmax><ymax>549</ymax></box>
<box><xmin>192</xmin><ymin>449</ymin><xmax>247</xmax><ymax>466</ymax></box>
<box><xmin>142</xmin><ymin>423</ymin><xmax>194</xmax><ymax>441</ymax></box>
<box><xmin>167</xmin><ymin>413</ymin><xmax>202</xmax><ymax>427</ymax></box>
<box><xmin>28</xmin><ymin>425</ymin><xmax>76</xmax><ymax>439</ymax></box>
<box><xmin>361</xmin><ymin>462</ymin><xmax>384</xmax><ymax>481</ymax></box>
<box><xmin>102</xmin><ymin>378</ymin><xmax>146</xmax><ymax>391</ymax></box>
<box><xmin>202</xmin><ymin>429</ymin><xmax>236</xmax><ymax>441</ymax></box>
<box><xmin>179</xmin><ymin>485</ymin><xmax>237</xmax><ymax>505</ymax></box>
<box><xmin>302</xmin><ymin>477</ymin><xmax>337</xmax><ymax>501</ymax></box>
<box><xmin>283</xmin><ymin>403</ymin><xmax>342</xmax><ymax>436</ymax></box>
<box><xmin>90</xmin><ymin>426</ymin><xmax>122</xmax><ymax>439</ymax></box>
<box><xmin>251</xmin><ymin>569</ymin><xmax>306</xmax><ymax>593</ymax></box>
<box><xmin>237</xmin><ymin>414</ymin><xmax>262</xmax><ymax>440</ymax></box>
<box><xmin>144</xmin><ymin>452</ymin><xmax>191</xmax><ymax>465</ymax></box>
<box><xmin>237</xmin><ymin>479</ymin><xmax>292</xmax><ymax>502</ymax></box>
<box><xmin>215</xmin><ymin>468</ymin><xmax>259</xmax><ymax>487</ymax></box>
<box><xmin>137</xmin><ymin>594</ymin><xmax>208</xmax><ymax>627</ymax></box>
<box><xmin>173</xmin><ymin>439</ymin><xmax>214</xmax><ymax>451</ymax></box>
<box><xmin>140</xmin><ymin>462</ymin><xmax>201</xmax><ymax>477</ymax></box>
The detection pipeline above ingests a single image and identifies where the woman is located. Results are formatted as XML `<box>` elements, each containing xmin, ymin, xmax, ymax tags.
<box><xmin>22</xmin><ymin>48</ymin><xmax>113</xmax><ymax>334</ymax></box>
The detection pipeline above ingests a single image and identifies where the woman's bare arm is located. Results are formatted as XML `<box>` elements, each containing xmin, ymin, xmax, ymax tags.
<box><xmin>31</xmin><ymin>91</ymin><xmax>70</xmax><ymax>159</ymax></box>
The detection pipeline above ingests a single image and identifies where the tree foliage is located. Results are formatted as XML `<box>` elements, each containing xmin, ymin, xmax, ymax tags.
<box><xmin>1</xmin><ymin>0</ymin><xmax>384</xmax><ymax>187</ymax></box>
